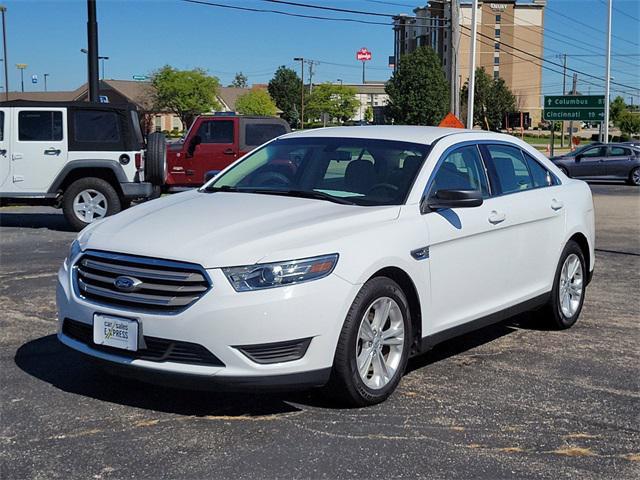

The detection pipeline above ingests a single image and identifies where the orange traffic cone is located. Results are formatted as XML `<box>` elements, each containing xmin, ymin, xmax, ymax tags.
<box><xmin>546</xmin><ymin>144</ymin><xmax>550</xmax><ymax>155</ymax></box>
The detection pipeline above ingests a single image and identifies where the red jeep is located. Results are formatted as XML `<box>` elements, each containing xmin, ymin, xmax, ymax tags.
<box><xmin>165</xmin><ymin>114</ymin><xmax>290</xmax><ymax>188</ymax></box>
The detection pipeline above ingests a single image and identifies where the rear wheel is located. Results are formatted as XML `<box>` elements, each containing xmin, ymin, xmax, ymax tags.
<box><xmin>328</xmin><ymin>277</ymin><xmax>411</xmax><ymax>407</ymax></box>
<box><xmin>62</xmin><ymin>177</ymin><xmax>121</xmax><ymax>231</ymax></box>
<box><xmin>627</xmin><ymin>167</ymin><xmax>640</xmax><ymax>186</ymax></box>
<box><xmin>543</xmin><ymin>240</ymin><xmax>586</xmax><ymax>329</ymax></box>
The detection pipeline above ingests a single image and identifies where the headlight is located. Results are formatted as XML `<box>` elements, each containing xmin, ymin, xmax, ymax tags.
<box><xmin>64</xmin><ymin>239</ymin><xmax>83</xmax><ymax>268</ymax></box>
<box><xmin>223</xmin><ymin>254</ymin><xmax>339</xmax><ymax>292</ymax></box>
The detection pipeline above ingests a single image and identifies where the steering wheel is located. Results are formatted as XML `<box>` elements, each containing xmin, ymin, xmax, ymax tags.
<box><xmin>368</xmin><ymin>183</ymin><xmax>400</xmax><ymax>196</ymax></box>
<box><xmin>252</xmin><ymin>172</ymin><xmax>291</xmax><ymax>188</ymax></box>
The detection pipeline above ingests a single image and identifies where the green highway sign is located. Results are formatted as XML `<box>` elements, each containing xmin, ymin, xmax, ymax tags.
<box><xmin>543</xmin><ymin>95</ymin><xmax>605</xmax><ymax>122</ymax></box>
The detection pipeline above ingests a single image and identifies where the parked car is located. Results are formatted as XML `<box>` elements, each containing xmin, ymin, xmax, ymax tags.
<box><xmin>550</xmin><ymin>143</ymin><xmax>640</xmax><ymax>186</ymax></box>
<box><xmin>0</xmin><ymin>100</ymin><xmax>166</xmax><ymax>230</ymax></box>
<box><xmin>57</xmin><ymin>126</ymin><xmax>595</xmax><ymax>406</ymax></box>
<box><xmin>163</xmin><ymin>114</ymin><xmax>290</xmax><ymax>189</ymax></box>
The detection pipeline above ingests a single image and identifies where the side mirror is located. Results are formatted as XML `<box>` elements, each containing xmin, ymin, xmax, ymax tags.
<box><xmin>422</xmin><ymin>189</ymin><xmax>483</xmax><ymax>212</ymax></box>
<box><xmin>204</xmin><ymin>170</ymin><xmax>221</xmax><ymax>183</ymax></box>
<box><xmin>187</xmin><ymin>135</ymin><xmax>202</xmax><ymax>157</ymax></box>
<box><xmin>575</xmin><ymin>153</ymin><xmax>583</xmax><ymax>162</ymax></box>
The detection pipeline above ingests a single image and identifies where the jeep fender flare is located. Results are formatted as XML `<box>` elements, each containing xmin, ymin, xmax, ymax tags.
<box><xmin>47</xmin><ymin>160</ymin><xmax>129</xmax><ymax>194</ymax></box>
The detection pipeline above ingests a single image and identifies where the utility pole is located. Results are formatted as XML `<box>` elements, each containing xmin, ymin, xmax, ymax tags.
<box><xmin>561</xmin><ymin>53</ymin><xmax>567</xmax><ymax>148</ymax></box>
<box><xmin>466</xmin><ymin>0</ymin><xmax>478</xmax><ymax>129</ymax></box>
<box><xmin>568</xmin><ymin>73</ymin><xmax>577</xmax><ymax>149</ymax></box>
<box><xmin>603</xmin><ymin>0</ymin><xmax>612</xmax><ymax>143</ymax></box>
<box><xmin>307</xmin><ymin>60</ymin><xmax>318</xmax><ymax>93</ymax></box>
<box><xmin>16</xmin><ymin>63</ymin><xmax>26</xmax><ymax>92</ymax></box>
<box><xmin>0</xmin><ymin>5</ymin><xmax>8</xmax><ymax>101</ymax></box>
<box><xmin>86</xmin><ymin>0</ymin><xmax>100</xmax><ymax>102</ymax></box>
<box><xmin>43</xmin><ymin>73</ymin><xmax>49</xmax><ymax>92</ymax></box>
<box><xmin>294</xmin><ymin>57</ymin><xmax>304</xmax><ymax>129</ymax></box>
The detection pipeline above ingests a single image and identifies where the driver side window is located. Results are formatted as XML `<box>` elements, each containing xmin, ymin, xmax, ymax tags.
<box><xmin>581</xmin><ymin>147</ymin><xmax>605</xmax><ymax>158</ymax></box>
<box><xmin>429</xmin><ymin>145</ymin><xmax>489</xmax><ymax>198</ymax></box>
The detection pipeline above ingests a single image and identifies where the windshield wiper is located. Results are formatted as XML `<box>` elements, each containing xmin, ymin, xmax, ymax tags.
<box><xmin>237</xmin><ymin>188</ymin><xmax>356</xmax><ymax>205</ymax></box>
<box><xmin>202</xmin><ymin>184</ymin><xmax>240</xmax><ymax>193</ymax></box>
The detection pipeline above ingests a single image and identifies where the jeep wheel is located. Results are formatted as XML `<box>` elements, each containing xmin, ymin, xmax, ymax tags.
<box><xmin>63</xmin><ymin>177</ymin><xmax>122</xmax><ymax>231</ymax></box>
<box><xmin>146</xmin><ymin>132</ymin><xmax>167</xmax><ymax>186</ymax></box>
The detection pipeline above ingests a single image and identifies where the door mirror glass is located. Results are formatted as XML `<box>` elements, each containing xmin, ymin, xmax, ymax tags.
<box><xmin>188</xmin><ymin>135</ymin><xmax>202</xmax><ymax>156</ymax></box>
<box><xmin>424</xmin><ymin>189</ymin><xmax>483</xmax><ymax>212</ymax></box>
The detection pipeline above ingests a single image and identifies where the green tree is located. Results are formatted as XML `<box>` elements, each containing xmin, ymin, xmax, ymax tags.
<box><xmin>268</xmin><ymin>66</ymin><xmax>302</xmax><ymax>127</ymax></box>
<box><xmin>305</xmin><ymin>83</ymin><xmax>359</xmax><ymax>124</ymax></box>
<box><xmin>151</xmin><ymin>65</ymin><xmax>221</xmax><ymax>129</ymax></box>
<box><xmin>617</xmin><ymin>111</ymin><xmax>640</xmax><ymax>137</ymax></box>
<box><xmin>235</xmin><ymin>89</ymin><xmax>278</xmax><ymax>116</ymax></box>
<box><xmin>610</xmin><ymin>96</ymin><xmax>627</xmax><ymax>124</ymax></box>
<box><xmin>385</xmin><ymin>46</ymin><xmax>449</xmax><ymax>125</ymax></box>
<box><xmin>365</xmin><ymin>106</ymin><xmax>373</xmax><ymax>123</ymax></box>
<box><xmin>461</xmin><ymin>68</ymin><xmax>517</xmax><ymax>130</ymax></box>
<box><xmin>230</xmin><ymin>72</ymin><xmax>248</xmax><ymax>88</ymax></box>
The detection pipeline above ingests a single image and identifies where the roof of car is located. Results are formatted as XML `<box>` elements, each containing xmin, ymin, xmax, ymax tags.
<box><xmin>0</xmin><ymin>99</ymin><xmax>138</xmax><ymax>110</ymax></box>
<box><xmin>280</xmin><ymin>125</ymin><xmax>478</xmax><ymax>145</ymax></box>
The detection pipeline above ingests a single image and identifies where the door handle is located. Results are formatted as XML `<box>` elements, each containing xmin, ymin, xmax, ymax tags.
<box><xmin>488</xmin><ymin>211</ymin><xmax>506</xmax><ymax>225</ymax></box>
<box><xmin>12</xmin><ymin>153</ymin><xmax>23</xmax><ymax>160</ymax></box>
<box><xmin>44</xmin><ymin>148</ymin><xmax>61</xmax><ymax>155</ymax></box>
<box><xmin>551</xmin><ymin>199</ymin><xmax>564</xmax><ymax>211</ymax></box>
<box><xmin>223</xmin><ymin>148</ymin><xmax>235</xmax><ymax>155</ymax></box>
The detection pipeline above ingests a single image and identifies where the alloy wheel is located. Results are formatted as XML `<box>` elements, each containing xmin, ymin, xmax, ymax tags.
<box><xmin>632</xmin><ymin>168</ymin><xmax>640</xmax><ymax>186</ymax></box>
<box><xmin>559</xmin><ymin>253</ymin><xmax>583</xmax><ymax>318</ymax></box>
<box><xmin>355</xmin><ymin>297</ymin><xmax>405</xmax><ymax>389</ymax></box>
<box><xmin>73</xmin><ymin>189</ymin><xmax>108</xmax><ymax>223</ymax></box>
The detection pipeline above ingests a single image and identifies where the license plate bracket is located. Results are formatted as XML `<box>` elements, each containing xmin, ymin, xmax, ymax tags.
<box><xmin>93</xmin><ymin>314</ymin><xmax>139</xmax><ymax>351</ymax></box>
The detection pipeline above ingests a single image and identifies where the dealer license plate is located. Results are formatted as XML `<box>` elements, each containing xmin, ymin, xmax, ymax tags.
<box><xmin>93</xmin><ymin>314</ymin><xmax>139</xmax><ymax>351</ymax></box>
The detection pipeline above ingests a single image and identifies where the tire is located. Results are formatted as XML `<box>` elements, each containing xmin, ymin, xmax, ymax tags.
<box><xmin>542</xmin><ymin>240</ymin><xmax>587</xmax><ymax>330</ymax></box>
<box><xmin>627</xmin><ymin>167</ymin><xmax>640</xmax><ymax>186</ymax></box>
<box><xmin>62</xmin><ymin>177</ymin><xmax>122</xmax><ymax>231</ymax></box>
<box><xmin>145</xmin><ymin>132</ymin><xmax>167</xmax><ymax>186</ymax></box>
<box><xmin>327</xmin><ymin>277</ymin><xmax>412</xmax><ymax>407</ymax></box>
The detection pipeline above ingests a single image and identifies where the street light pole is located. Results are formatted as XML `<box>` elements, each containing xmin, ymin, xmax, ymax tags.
<box><xmin>44</xmin><ymin>73</ymin><xmax>49</xmax><ymax>91</ymax></box>
<box><xmin>16</xmin><ymin>63</ymin><xmax>26</xmax><ymax>92</ymax></box>
<box><xmin>0</xmin><ymin>5</ymin><xmax>8</xmax><ymax>101</ymax></box>
<box><xmin>603</xmin><ymin>0</ymin><xmax>612</xmax><ymax>143</ymax></box>
<box><xmin>466</xmin><ymin>0</ymin><xmax>478</xmax><ymax>129</ymax></box>
<box><xmin>86</xmin><ymin>0</ymin><xmax>100</xmax><ymax>102</ymax></box>
<box><xmin>294</xmin><ymin>57</ymin><xmax>304</xmax><ymax>129</ymax></box>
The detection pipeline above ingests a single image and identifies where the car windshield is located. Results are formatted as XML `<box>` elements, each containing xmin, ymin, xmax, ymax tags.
<box><xmin>204</xmin><ymin>137</ymin><xmax>430</xmax><ymax>206</ymax></box>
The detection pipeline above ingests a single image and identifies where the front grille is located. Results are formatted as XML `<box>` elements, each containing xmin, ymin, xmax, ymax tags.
<box><xmin>235</xmin><ymin>338</ymin><xmax>312</xmax><ymax>364</ymax></box>
<box><xmin>74</xmin><ymin>251</ymin><xmax>211</xmax><ymax>312</ymax></box>
<box><xmin>62</xmin><ymin>318</ymin><xmax>225</xmax><ymax>367</ymax></box>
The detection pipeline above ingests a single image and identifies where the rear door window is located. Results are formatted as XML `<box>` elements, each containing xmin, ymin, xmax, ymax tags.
<box><xmin>609</xmin><ymin>146</ymin><xmax>630</xmax><ymax>157</ymax></box>
<box><xmin>523</xmin><ymin>151</ymin><xmax>555</xmax><ymax>187</ymax></box>
<box><xmin>18</xmin><ymin>111</ymin><xmax>63</xmax><ymax>141</ymax></box>
<box><xmin>196</xmin><ymin>120</ymin><xmax>234</xmax><ymax>144</ymax></box>
<box><xmin>485</xmin><ymin>144</ymin><xmax>534</xmax><ymax>194</ymax></box>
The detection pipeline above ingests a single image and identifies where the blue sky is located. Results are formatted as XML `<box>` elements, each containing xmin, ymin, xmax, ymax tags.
<box><xmin>4</xmin><ymin>0</ymin><xmax>640</xmax><ymax>104</ymax></box>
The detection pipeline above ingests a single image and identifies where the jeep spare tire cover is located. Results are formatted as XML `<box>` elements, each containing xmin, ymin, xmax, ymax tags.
<box><xmin>146</xmin><ymin>132</ymin><xmax>167</xmax><ymax>185</ymax></box>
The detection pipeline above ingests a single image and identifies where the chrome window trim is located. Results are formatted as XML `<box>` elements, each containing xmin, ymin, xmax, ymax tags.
<box><xmin>71</xmin><ymin>250</ymin><xmax>212</xmax><ymax>316</ymax></box>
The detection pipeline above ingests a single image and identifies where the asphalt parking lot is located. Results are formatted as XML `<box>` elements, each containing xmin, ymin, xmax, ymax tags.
<box><xmin>1</xmin><ymin>183</ymin><xmax>638</xmax><ymax>480</ymax></box>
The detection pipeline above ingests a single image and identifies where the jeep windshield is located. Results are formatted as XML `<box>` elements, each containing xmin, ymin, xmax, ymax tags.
<box><xmin>203</xmin><ymin>137</ymin><xmax>430</xmax><ymax>206</ymax></box>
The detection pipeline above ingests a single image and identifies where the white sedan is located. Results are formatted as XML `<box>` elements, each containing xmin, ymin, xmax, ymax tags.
<box><xmin>56</xmin><ymin>126</ymin><xmax>595</xmax><ymax>406</ymax></box>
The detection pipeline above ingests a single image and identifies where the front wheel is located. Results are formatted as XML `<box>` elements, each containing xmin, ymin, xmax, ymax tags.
<box><xmin>328</xmin><ymin>277</ymin><xmax>411</xmax><ymax>407</ymax></box>
<box><xmin>627</xmin><ymin>167</ymin><xmax>640</xmax><ymax>186</ymax></box>
<box><xmin>62</xmin><ymin>177</ymin><xmax>122</xmax><ymax>231</ymax></box>
<box><xmin>543</xmin><ymin>240</ymin><xmax>587</xmax><ymax>329</ymax></box>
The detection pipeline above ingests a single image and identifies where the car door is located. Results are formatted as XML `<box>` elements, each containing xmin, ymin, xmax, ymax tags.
<box><xmin>572</xmin><ymin>145</ymin><xmax>606</xmax><ymax>178</ymax></box>
<box><xmin>12</xmin><ymin>108</ymin><xmax>67</xmax><ymax>191</ymax></box>
<box><xmin>189</xmin><ymin>118</ymin><xmax>237</xmax><ymax>183</ymax></box>
<box><xmin>0</xmin><ymin>108</ymin><xmax>10</xmax><ymax>190</ymax></box>
<box><xmin>605</xmin><ymin>146</ymin><xmax>633</xmax><ymax>179</ymax></box>
<box><xmin>421</xmin><ymin>144</ymin><xmax>509</xmax><ymax>332</ymax></box>
<box><xmin>481</xmin><ymin>144</ymin><xmax>566</xmax><ymax>300</ymax></box>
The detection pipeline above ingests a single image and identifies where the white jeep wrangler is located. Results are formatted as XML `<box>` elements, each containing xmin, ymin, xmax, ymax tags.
<box><xmin>0</xmin><ymin>101</ymin><xmax>166</xmax><ymax>230</ymax></box>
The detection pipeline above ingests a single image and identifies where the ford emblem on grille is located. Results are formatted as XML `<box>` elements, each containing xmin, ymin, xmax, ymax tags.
<box><xmin>113</xmin><ymin>276</ymin><xmax>142</xmax><ymax>292</ymax></box>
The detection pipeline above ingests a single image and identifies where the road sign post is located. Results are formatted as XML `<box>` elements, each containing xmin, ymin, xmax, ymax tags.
<box><xmin>356</xmin><ymin>47</ymin><xmax>371</xmax><ymax>84</ymax></box>
<box><xmin>543</xmin><ymin>95</ymin><xmax>605</xmax><ymax>122</ymax></box>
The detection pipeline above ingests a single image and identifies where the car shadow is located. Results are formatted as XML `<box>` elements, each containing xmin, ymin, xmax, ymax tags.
<box><xmin>0</xmin><ymin>212</ymin><xmax>74</xmax><ymax>232</ymax></box>
<box><xmin>16</xmin><ymin>312</ymin><xmax>551</xmax><ymax>414</ymax></box>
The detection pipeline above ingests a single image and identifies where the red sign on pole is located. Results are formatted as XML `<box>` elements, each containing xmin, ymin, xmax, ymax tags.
<box><xmin>356</xmin><ymin>48</ymin><xmax>372</xmax><ymax>61</ymax></box>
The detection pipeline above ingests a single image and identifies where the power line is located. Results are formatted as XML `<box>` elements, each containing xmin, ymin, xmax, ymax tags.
<box><xmin>362</xmin><ymin>0</ymin><xmax>417</xmax><ymax>8</ymax></box>
<box><xmin>599</xmin><ymin>0</ymin><xmax>640</xmax><ymax>23</ymax></box>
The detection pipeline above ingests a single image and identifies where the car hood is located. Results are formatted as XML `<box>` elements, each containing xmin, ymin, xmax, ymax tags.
<box><xmin>78</xmin><ymin>190</ymin><xmax>401</xmax><ymax>268</ymax></box>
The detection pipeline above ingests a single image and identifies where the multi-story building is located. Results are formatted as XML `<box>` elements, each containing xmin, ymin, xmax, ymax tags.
<box><xmin>392</xmin><ymin>0</ymin><xmax>545</xmax><ymax>126</ymax></box>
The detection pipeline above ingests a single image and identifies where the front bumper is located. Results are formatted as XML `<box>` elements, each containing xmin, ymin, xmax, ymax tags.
<box><xmin>56</xmin><ymin>258</ymin><xmax>358</xmax><ymax>388</ymax></box>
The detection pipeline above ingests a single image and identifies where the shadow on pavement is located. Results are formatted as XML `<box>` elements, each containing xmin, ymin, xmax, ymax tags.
<box><xmin>0</xmin><ymin>212</ymin><xmax>74</xmax><ymax>232</ymax></box>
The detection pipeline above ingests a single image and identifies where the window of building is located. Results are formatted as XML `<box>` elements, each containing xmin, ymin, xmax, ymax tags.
<box><xmin>154</xmin><ymin>116</ymin><xmax>162</xmax><ymax>132</ymax></box>
<box><xmin>495</xmin><ymin>42</ymin><xmax>500</xmax><ymax>51</ymax></box>
<box><xmin>494</xmin><ymin>71</ymin><xmax>500</xmax><ymax>80</ymax></box>
<box><xmin>496</xmin><ymin>14</ymin><xmax>501</xmax><ymax>23</ymax></box>
<box><xmin>495</xmin><ymin>28</ymin><xmax>501</xmax><ymax>37</ymax></box>
<box><xmin>172</xmin><ymin>116</ymin><xmax>182</xmax><ymax>130</ymax></box>
<box><xmin>494</xmin><ymin>57</ymin><xmax>500</xmax><ymax>65</ymax></box>
<box><xmin>18</xmin><ymin>111</ymin><xmax>63</xmax><ymax>141</ymax></box>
